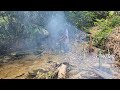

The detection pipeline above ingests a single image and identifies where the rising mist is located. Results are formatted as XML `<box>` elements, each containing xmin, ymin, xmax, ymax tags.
<box><xmin>9</xmin><ymin>11</ymin><xmax>86</xmax><ymax>53</ymax></box>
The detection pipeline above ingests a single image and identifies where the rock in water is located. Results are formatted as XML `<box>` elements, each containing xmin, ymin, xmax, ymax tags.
<box><xmin>58</xmin><ymin>64</ymin><xmax>67</xmax><ymax>79</ymax></box>
<box><xmin>2</xmin><ymin>59</ymin><xmax>8</xmax><ymax>63</ymax></box>
<box><xmin>11</xmin><ymin>52</ymin><xmax>16</xmax><ymax>56</ymax></box>
<box><xmin>4</xmin><ymin>56</ymin><xmax>11</xmax><ymax>60</ymax></box>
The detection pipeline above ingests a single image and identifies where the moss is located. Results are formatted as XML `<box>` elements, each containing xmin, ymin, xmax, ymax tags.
<box><xmin>36</xmin><ymin>70</ymin><xmax>57</xmax><ymax>79</ymax></box>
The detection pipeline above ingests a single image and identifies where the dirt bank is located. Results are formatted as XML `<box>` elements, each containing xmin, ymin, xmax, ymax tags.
<box><xmin>105</xmin><ymin>26</ymin><xmax>120</xmax><ymax>64</ymax></box>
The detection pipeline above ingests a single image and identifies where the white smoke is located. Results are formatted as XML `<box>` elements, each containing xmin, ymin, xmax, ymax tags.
<box><xmin>11</xmin><ymin>11</ymin><xmax>86</xmax><ymax>53</ymax></box>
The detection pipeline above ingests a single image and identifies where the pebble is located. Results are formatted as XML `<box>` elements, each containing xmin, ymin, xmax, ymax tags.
<box><xmin>2</xmin><ymin>60</ymin><xmax>8</xmax><ymax>63</ymax></box>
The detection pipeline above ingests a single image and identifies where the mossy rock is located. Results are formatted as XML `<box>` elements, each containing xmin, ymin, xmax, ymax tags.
<box><xmin>27</xmin><ymin>68</ymin><xmax>57</xmax><ymax>79</ymax></box>
<box><xmin>36</xmin><ymin>71</ymin><xmax>57</xmax><ymax>79</ymax></box>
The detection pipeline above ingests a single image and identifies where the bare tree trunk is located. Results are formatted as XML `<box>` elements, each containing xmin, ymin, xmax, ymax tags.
<box><xmin>89</xmin><ymin>33</ymin><xmax>94</xmax><ymax>53</ymax></box>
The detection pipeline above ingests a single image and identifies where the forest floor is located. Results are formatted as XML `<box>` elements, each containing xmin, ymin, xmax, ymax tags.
<box><xmin>0</xmin><ymin>42</ymin><xmax>120</xmax><ymax>79</ymax></box>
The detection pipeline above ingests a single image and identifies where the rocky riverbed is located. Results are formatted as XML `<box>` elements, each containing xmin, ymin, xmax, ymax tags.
<box><xmin>0</xmin><ymin>42</ymin><xmax>119</xmax><ymax>79</ymax></box>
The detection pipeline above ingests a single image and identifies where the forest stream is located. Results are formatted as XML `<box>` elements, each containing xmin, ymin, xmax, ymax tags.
<box><xmin>0</xmin><ymin>41</ymin><xmax>119</xmax><ymax>79</ymax></box>
<box><xmin>0</xmin><ymin>11</ymin><xmax>120</xmax><ymax>79</ymax></box>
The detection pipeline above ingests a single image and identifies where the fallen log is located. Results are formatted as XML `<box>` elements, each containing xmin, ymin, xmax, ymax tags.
<box><xmin>90</xmin><ymin>68</ymin><xmax>113</xmax><ymax>79</ymax></box>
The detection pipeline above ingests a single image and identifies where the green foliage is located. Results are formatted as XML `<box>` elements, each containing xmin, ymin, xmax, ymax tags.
<box><xmin>93</xmin><ymin>11</ymin><xmax>109</xmax><ymax>19</ymax></box>
<box><xmin>1</xmin><ymin>11</ymin><xmax>120</xmax><ymax>54</ymax></box>
<box><xmin>0</xmin><ymin>16</ymin><xmax>8</xmax><ymax>25</ymax></box>
<box><xmin>93</xmin><ymin>28</ymin><xmax>113</xmax><ymax>48</ymax></box>
<box><xmin>109</xmin><ymin>11</ymin><xmax>114</xmax><ymax>17</ymax></box>
<box><xmin>36</xmin><ymin>71</ymin><xmax>55</xmax><ymax>79</ymax></box>
<box><xmin>109</xmin><ymin>15</ymin><xmax>120</xmax><ymax>27</ymax></box>
<box><xmin>0</xmin><ymin>11</ymin><xmax>49</xmax><ymax>54</ymax></box>
<box><xmin>94</xmin><ymin>19</ymin><xmax>112</xmax><ymax>30</ymax></box>
<box><xmin>66</xmin><ymin>11</ymin><xmax>111</xmax><ymax>32</ymax></box>
<box><xmin>66</xmin><ymin>11</ymin><xmax>96</xmax><ymax>30</ymax></box>
<box><xmin>92</xmin><ymin>14</ymin><xmax>120</xmax><ymax>49</ymax></box>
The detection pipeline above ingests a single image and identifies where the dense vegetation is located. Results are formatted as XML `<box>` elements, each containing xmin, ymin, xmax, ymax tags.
<box><xmin>0</xmin><ymin>11</ymin><xmax>120</xmax><ymax>55</ymax></box>
<box><xmin>67</xmin><ymin>11</ymin><xmax>120</xmax><ymax>50</ymax></box>
<box><xmin>89</xmin><ymin>11</ymin><xmax>120</xmax><ymax>49</ymax></box>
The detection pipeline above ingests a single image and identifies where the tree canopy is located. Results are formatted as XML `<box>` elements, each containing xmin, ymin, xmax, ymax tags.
<box><xmin>0</xmin><ymin>11</ymin><xmax>120</xmax><ymax>55</ymax></box>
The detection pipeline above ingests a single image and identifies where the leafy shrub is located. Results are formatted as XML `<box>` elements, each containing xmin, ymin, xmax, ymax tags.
<box><xmin>92</xmin><ymin>15</ymin><xmax>120</xmax><ymax>48</ymax></box>
<box><xmin>66</xmin><ymin>11</ymin><xmax>96</xmax><ymax>31</ymax></box>
<box><xmin>94</xmin><ymin>19</ymin><xmax>111</xmax><ymax>30</ymax></box>
<box><xmin>109</xmin><ymin>15</ymin><xmax>120</xmax><ymax>27</ymax></box>
<box><xmin>93</xmin><ymin>28</ymin><xmax>113</xmax><ymax>48</ymax></box>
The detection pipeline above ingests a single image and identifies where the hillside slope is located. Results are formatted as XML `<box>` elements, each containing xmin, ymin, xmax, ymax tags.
<box><xmin>105</xmin><ymin>27</ymin><xmax>120</xmax><ymax>64</ymax></box>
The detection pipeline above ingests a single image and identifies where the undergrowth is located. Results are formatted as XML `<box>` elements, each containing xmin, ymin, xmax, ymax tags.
<box><xmin>90</xmin><ymin>15</ymin><xmax>120</xmax><ymax>49</ymax></box>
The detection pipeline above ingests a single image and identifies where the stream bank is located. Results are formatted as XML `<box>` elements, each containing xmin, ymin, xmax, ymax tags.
<box><xmin>0</xmin><ymin>41</ymin><xmax>118</xmax><ymax>79</ymax></box>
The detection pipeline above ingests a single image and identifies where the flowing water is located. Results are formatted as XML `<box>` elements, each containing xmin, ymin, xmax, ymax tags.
<box><xmin>0</xmin><ymin>40</ymin><xmax>117</xmax><ymax>79</ymax></box>
<box><xmin>0</xmin><ymin>11</ymin><xmax>118</xmax><ymax>79</ymax></box>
